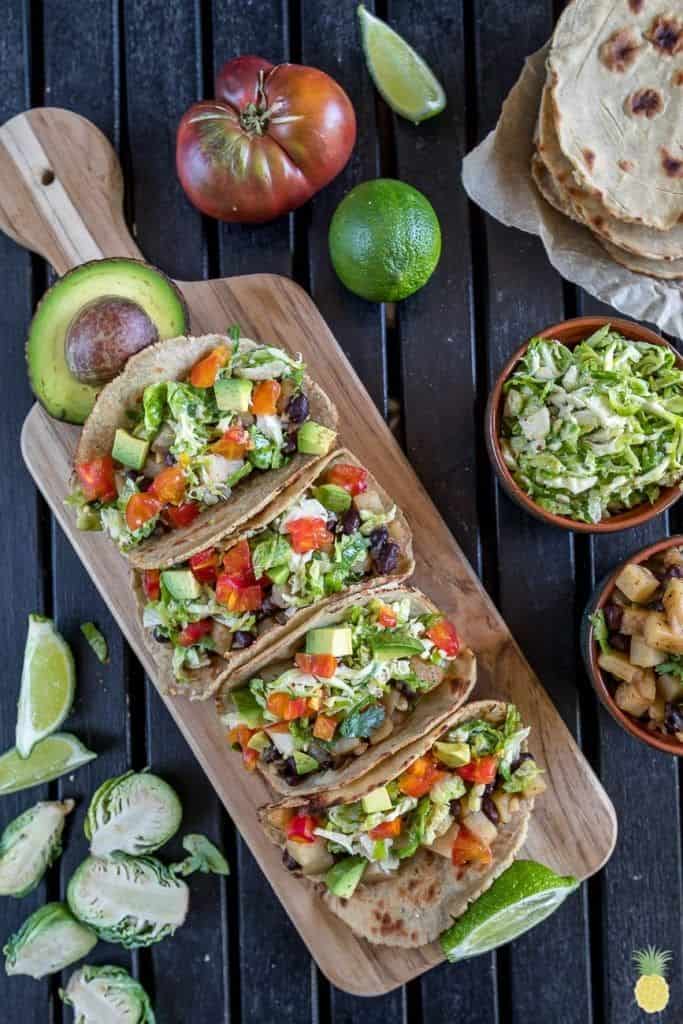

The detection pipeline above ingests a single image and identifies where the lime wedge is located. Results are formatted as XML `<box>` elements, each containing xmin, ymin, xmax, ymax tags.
<box><xmin>357</xmin><ymin>5</ymin><xmax>446</xmax><ymax>124</ymax></box>
<box><xmin>440</xmin><ymin>861</ymin><xmax>579</xmax><ymax>961</ymax></box>
<box><xmin>0</xmin><ymin>734</ymin><xmax>96</xmax><ymax>796</ymax></box>
<box><xmin>16</xmin><ymin>615</ymin><xmax>76</xmax><ymax>758</ymax></box>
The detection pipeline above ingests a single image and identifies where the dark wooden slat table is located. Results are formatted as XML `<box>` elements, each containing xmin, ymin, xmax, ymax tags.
<box><xmin>0</xmin><ymin>2</ymin><xmax>681</xmax><ymax>1022</ymax></box>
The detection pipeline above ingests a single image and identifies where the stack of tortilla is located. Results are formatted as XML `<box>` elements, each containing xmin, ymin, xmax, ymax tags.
<box><xmin>531</xmin><ymin>0</ymin><xmax>683</xmax><ymax>280</ymax></box>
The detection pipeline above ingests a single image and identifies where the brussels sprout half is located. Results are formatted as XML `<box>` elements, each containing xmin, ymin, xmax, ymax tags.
<box><xmin>0</xmin><ymin>799</ymin><xmax>74</xmax><ymax>898</ymax></box>
<box><xmin>4</xmin><ymin>902</ymin><xmax>97</xmax><ymax>979</ymax></box>
<box><xmin>61</xmin><ymin>964</ymin><xmax>156</xmax><ymax>1024</ymax></box>
<box><xmin>85</xmin><ymin>771</ymin><xmax>182</xmax><ymax>856</ymax></box>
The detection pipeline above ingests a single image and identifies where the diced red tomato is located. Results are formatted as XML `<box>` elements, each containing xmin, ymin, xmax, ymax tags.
<box><xmin>189</xmin><ymin>547</ymin><xmax>219</xmax><ymax>584</ymax></box>
<box><xmin>141</xmin><ymin>569</ymin><xmax>161</xmax><ymax>601</ymax></box>
<box><xmin>266</xmin><ymin>693</ymin><xmax>311</xmax><ymax>721</ymax></box>
<box><xmin>161</xmin><ymin>501</ymin><xmax>201</xmax><ymax>529</ymax></box>
<box><xmin>149</xmin><ymin>465</ymin><xmax>186</xmax><ymax>504</ymax></box>
<box><xmin>190</xmin><ymin>345</ymin><xmax>229</xmax><ymax>387</ymax></box>
<box><xmin>451</xmin><ymin>825</ymin><xmax>493</xmax><ymax>867</ymax></box>
<box><xmin>325</xmin><ymin>462</ymin><xmax>368</xmax><ymax>496</ymax></box>
<box><xmin>369</xmin><ymin>817</ymin><xmax>402</xmax><ymax>840</ymax></box>
<box><xmin>177</xmin><ymin>619</ymin><xmax>213</xmax><ymax>647</ymax></box>
<box><xmin>377</xmin><ymin>604</ymin><xmax>397</xmax><ymax>628</ymax></box>
<box><xmin>222</xmin><ymin>540</ymin><xmax>255</xmax><ymax>585</ymax></box>
<box><xmin>313</xmin><ymin>714</ymin><xmax>339</xmax><ymax>741</ymax></box>
<box><xmin>295</xmin><ymin>653</ymin><xmax>338</xmax><ymax>678</ymax></box>
<box><xmin>125</xmin><ymin>492</ymin><xmax>162</xmax><ymax>531</ymax></box>
<box><xmin>398</xmin><ymin>756</ymin><xmax>447</xmax><ymax>799</ymax></box>
<box><xmin>285</xmin><ymin>517</ymin><xmax>333</xmax><ymax>554</ymax></box>
<box><xmin>455</xmin><ymin>755</ymin><xmax>498</xmax><ymax>785</ymax></box>
<box><xmin>211</xmin><ymin>424</ymin><xmax>252</xmax><ymax>459</ymax></box>
<box><xmin>76</xmin><ymin>456</ymin><xmax>117</xmax><ymax>503</ymax></box>
<box><xmin>286</xmin><ymin>814</ymin><xmax>319</xmax><ymax>844</ymax></box>
<box><xmin>215</xmin><ymin>574</ymin><xmax>262</xmax><ymax>612</ymax></box>
<box><xmin>426</xmin><ymin>617</ymin><xmax>460</xmax><ymax>657</ymax></box>
<box><xmin>250</xmin><ymin>379</ymin><xmax>281</xmax><ymax>415</ymax></box>
<box><xmin>228</xmin><ymin>724</ymin><xmax>259</xmax><ymax>771</ymax></box>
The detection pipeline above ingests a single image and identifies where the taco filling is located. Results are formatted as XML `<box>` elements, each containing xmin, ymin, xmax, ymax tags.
<box><xmin>275</xmin><ymin>705</ymin><xmax>544</xmax><ymax>900</ymax></box>
<box><xmin>69</xmin><ymin>331</ymin><xmax>334</xmax><ymax>552</ymax></box>
<box><xmin>141</xmin><ymin>461</ymin><xmax>406</xmax><ymax>681</ymax></box>
<box><xmin>222</xmin><ymin>597</ymin><xmax>466</xmax><ymax>785</ymax></box>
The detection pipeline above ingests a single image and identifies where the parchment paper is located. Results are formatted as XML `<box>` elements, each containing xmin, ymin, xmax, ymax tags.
<box><xmin>461</xmin><ymin>45</ymin><xmax>683</xmax><ymax>340</ymax></box>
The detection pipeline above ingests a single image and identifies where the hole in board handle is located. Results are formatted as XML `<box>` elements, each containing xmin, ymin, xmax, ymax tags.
<box><xmin>41</xmin><ymin>169</ymin><xmax>55</xmax><ymax>186</ymax></box>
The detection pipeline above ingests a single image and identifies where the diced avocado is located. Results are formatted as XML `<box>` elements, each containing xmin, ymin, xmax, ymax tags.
<box><xmin>76</xmin><ymin>506</ymin><xmax>102</xmax><ymax>531</ymax></box>
<box><xmin>361</xmin><ymin>786</ymin><xmax>393</xmax><ymax>814</ymax></box>
<box><xmin>325</xmin><ymin>856</ymin><xmax>367</xmax><ymax>899</ymax></box>
<box><xmin>112</xmin><ymin>428</ymin><xmax>150</xmax><ymax>470</ymax></box>
<box><xmin>267</xmin><ymin>563</ymin><xmax>291</xmax><ymax>586</ymax></box>
<box><xmin>247</xmin><ymin>730</ymin><xmax>271</xmax><ymax>753</ymax></box>
<box><xmin>161</xmin><ymin>569</ymin><xmax>201</xmax><ymax>601</ymax></box>
<box><xmin>306</xmin><ymin>626</ymin><xmax>354</xmax><ymax>657</ymax></box>
<box><xmin>433</xmin><ymin>741</ymin><xmax>471</xmax><ymax>768</ymax></box>
<box><xmin>232</xmin><ymin>688</ymin><xmax>266</xmax><ymax>728</ymax></box>
<box><xmin>27</xmin><ymin>257</ymin><xmax>189</xmax><ymax>425</ymax></box>
<box><xmin>297</xmin><ymin>421</ymin><xmax>336</xmax><ymax>455</ymax></box>
<box><xmin>312</xmin><ymin>484</ymin><xmax>352</xmax><ymax>513</ymax></box>
<box><xmin>215</xmin><ymin>376</ymin><xmax>253</xmax><ymax>412</ymax></box>
<box><xmin>292</xmin><ymin>750</ymin><xmax>319</xmax><ymax>775</ymax></box>
<box><xmin>370</xmin><ymin>633</ymin><xmax>424</xmax><ymax>662</ymax></box>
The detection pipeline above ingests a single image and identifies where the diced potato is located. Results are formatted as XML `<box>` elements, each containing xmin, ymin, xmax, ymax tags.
<box><xmin>598</xmin><ymin>650</ymin><xmax>643</xmax><ymax>685</ymax></box>
<box><xmin>462</xmin><ymin>811</ymin><xmax>498</xmax><ymax>847</ymax></box>
<box><xmin>615</xmin><ymin>564</ymin><xmax>660</xmax><ymax>604</ymax></box>
<box><xmin>634</xmin><ymin>669</ymin><xmax>656</xmax><ymax>703</ymax></box>
<box><xmin>492</xmin><ymin>790</ymin><xmax>513</xmax><ymax>824</ymax></box>
<box><xmin>629</xmin><ymin>636</ymin><xmax>666</xmax><ymax>668</ymax></box>
<box><xmin>620</xmin><ymin>607</ymin><xmax>650</xmax><ymax>636</ymax></box>
<box><xmin>643</xmin><ymin>612</ymin><xmax>683</xmax><ymax>654</ymax></box>
<box><xmin>656</xmin><ymin>673</ymin><xmax>683</xmax><ymax>703</ymax></box>
<box><xmin>431</xmin><ymin>822</ymin><xmax>460</xmax><ymax>859</ymax></box>
<box><xmin>649</xmin><ymin>697</ymin><xmax>666</xmax><ymax>723</ymax></box>
<box><xmin>663</xmin><ymin>578</ymin><xmax>683</xmax><ymax>633</ymax></box>
<box><xmin>662</xmin><ymin>547</ymin><xmax>683</xmax><ymax>568</ymax></box>
<box><xmin>285</xmin><ymin>838</ymin><xmax>334</xmax><ymax>875</ymax></box>
<box><xmin>614</xmin><ymin>682</ymin><xmax>649</xmax><ymax>718</ymax></box>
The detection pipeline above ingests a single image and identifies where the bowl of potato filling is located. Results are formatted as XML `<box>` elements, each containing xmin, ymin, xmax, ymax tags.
<box><xmin>584</xmin><ymin>536</ymin><xmax>683</xmax><ymax>755</ymax></box>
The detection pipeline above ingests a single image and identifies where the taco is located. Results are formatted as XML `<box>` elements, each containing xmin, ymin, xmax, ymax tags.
<box><xmin>219</xmin><ymin>587</ymin><xmax>476</xmax><ymax>795</ymax></box>
<box><xmin>261</xmin><ymin>701</ymin><xmax>545</xmax><ymax>948</ymax></box>
<box><xmin>69</xmin><ymin>331</ymin><xmax>338</xmax><ymax>568</ymax></box>
<box><xmin>134</xmin><ymin>449</ymin><xmax>414</xmax><ymax>699</ymax></box>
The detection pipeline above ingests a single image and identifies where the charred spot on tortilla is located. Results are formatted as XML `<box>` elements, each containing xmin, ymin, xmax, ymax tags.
<box><xmin>661</xmin><ymin>147</ymin><xmax>683</xmax><ymax>178</ymax></box>
<box><xmin>628</xmin><ymin>87</ymin><xmax>665</xmax><ymax>118</ymax></box>
<box><xmin>645</xmin><ymin>14</ymin><xmax>683</xmax><ymax>55</ymax></box>
<box><xmin>618</xmin><ymin>159</ymin><xmax>635</xmax><ymax>172</ymax></box>
<box><xmin>582</xmin><ymin>148</ymin><xmax>596</xmax><ymax>170</ymax></box>
<box><xmin>591</xmin><ymin>215</ymin><xmax>606</xmax><ymax>229</ymax></box>
<box><xmin>674</xmin><ymin>70</ymin><xmax>683</xmax><ymax>86</ymax></box>
<box><xmin>628</xmin><ymin>0</ymin><xmax>644</xmax><ymax>12</ymax></box>
<box><xmin>599</xmin><ymin>28</ymin><xmax>642</xmax><ymax>71</ymax></box>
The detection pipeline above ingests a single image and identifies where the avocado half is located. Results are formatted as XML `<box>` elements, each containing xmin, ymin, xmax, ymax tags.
<box><xmin>27</xmin><ymin>258</ymin><xmax>190</xmax><ymax>424</ymax></box>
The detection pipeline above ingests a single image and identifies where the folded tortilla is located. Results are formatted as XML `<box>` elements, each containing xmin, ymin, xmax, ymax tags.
<box><xmin>220</xmin><ymin>586</ymin><xmax>477</xmax><ymax>796</ymax></box>
<box><xmin>76</xmin><ymin>333</ymin><xmax>338</xmax><ymax>569</ymax></box>
<box><xmin>133</xmin><ymin>448</ymin><xmax>414</xmax><ymax>700</ymax></box>
<box><xmin>261</xmin><ymin>701</ymin><xmax>532</xmax><ymax>948</ymax></box>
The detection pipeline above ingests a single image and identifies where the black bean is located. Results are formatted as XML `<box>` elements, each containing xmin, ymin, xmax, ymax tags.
<box><xmin>603</xmin><ymin>604</ymin><xmax>623</xmax><ymax>632</ymax></box>
<box><xmin>280</xmin><ymin>757</ymin><xmax>303</xmax><ymax>786</ymax></box>
<box><xmin>231</xmin><ymin>630</ymin><xmax>255</xmax><ymax>650</ymax></box>
<box><xmin>256</xmin><ymin>595</ymin><xmax>279</xmax><ymax>622</ymax></box>
<box><xmin>483</xmin><ymin>781</ymin><xmax>496</xmax><ymax>796</ymax></box>
<box><xmin>647</xmin><ymin>599</ymin><xmax>665</xmax><ymax>612</ymax></box>
<box><xmin>449</xmin><ymin>799</ymin><xmax>462</xmax><ymax>820</ymax></box>
<box><xmin>164</xmin><ymin>452</ymin><xmax>177</xmax><ymax>466</ymax></box>
<box><xmin>663</xmin><ymin>566</ymin><xmax>683</xmax><ymax>583</ymax></box>
<box><xmin>341</xmin><ymin>506</ymin><xmax>361</xmax><ymax>535</ymax></box>
<box><xmin>283</xmin><ymin>431</ymin><xmax>298</xmax><ymax>456</ymax></box>
<box><xmin>152</xmin><ymin>628</ymin><xmax>170</xmax><ymax>644</ymax></box>
<box><xmin>262</xmin><ymin>745</ymin><xmax>280</xmax><ymax>764</ymax></box>
<box><xmin>510</xmin><ymin>752</ymin><xmax>534</xmax><ymax>773</ymax></box>
<box><xmin>282</xmin><ymin>851</ymin><xmax>299</xmax><ymax>871</ymax></box>
<box><xmin>125</xmin><ymin>470</ymin><xmax>139</xmax><ymax>485</ymax></box>
<box><xmin>482</xmin><ymin>795</ymin><xmax>500</xmax><ymax>826</ymax></box>
<box><xmin>286</xmin><ymin>391</ymin><xmax>309</xmax><ymax>424</ymax></box>
<box><xmin>369</xmin><ymin>526</ymin><xmax>389</xmax><ymax>556</ymax></box>
<box><xmin>373</xmin><ymin>540</ymin><xmax>399</xmax><ymax>575</ymax></box>
<box><xmin>664</xmin><ymin>702</ymin><xmax>683</xmax><ymax>735</ymax></box>
<box><xmin>396</xmin><ymin>680</ymin><xmax>416</xmax><ymax>700</ymax></box>
<box><xmin>609</xmin><ymin>633</ymin><xmax>630</xmax><ymax>654</ymax></box>
<box><xmin>326</xmin><ymin>514</ymin><xmax>338</xmax><ymax>533</ymax></box>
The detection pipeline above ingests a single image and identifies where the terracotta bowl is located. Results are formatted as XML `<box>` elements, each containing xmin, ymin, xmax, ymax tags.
<box><xmin>581</xmin><ymin>535</ymin><xmax>683</xmax><ymax>757</ymax></box>
<box><xmin>485</xmin><ymin>315</ymin><xmax>683</xmax><ymax>533</ymax></box>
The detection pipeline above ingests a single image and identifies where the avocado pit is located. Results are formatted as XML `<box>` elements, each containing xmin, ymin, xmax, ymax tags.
<box><xmin>65</xmin><ymin>296</ymin><xmax>159</xmax><ymax>386</ymax></box>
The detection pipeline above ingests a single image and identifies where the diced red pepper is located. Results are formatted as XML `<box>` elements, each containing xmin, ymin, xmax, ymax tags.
<box><xmin>177</xmin><ymin>619</ymin><xmax>213</xmax><ymax>647</ymax></box>
<box><xmin>228</xmin><ymin>724</ymin><xmax>259</xmax><ymax>771</ymax></box>
<box><xmin>222</xmin><ymin>540</ymin><xmax>255</xmax><ymax>586</ymax></box>
<box><xmin>285</xmin><ymin>517</ymin><xmax>334</xmax><ymax>554</ymax></box>
<box><xmin>398</xmin><ymin>756</ymin><xmax>447</xmax><ymax>799</ymax></box>
<box><xmin>149</xmin><ymin>465</ymin><xmax>186</xmax><ymax>505</ymax></box>
<box><xmin>377</xmin><ymin>604</ymin><xmax>397</xmax><ymax>628</ymax></box>
<box><xmin>190</xmin><ymin>345</ymin><xmax>229</xmax><ymax>387</ymax></box>
<box><xmin>162</xmin><ymin>501</ymin><xmax>201</xmax><ymax>529</ymax></box>
<box><xmin>266</xmin><ymin>693</ymin><xmax>311</xmax><ymax>721</ymax></box>
<box><xmin>456</xmin><ymin>755</ymin><xmax>498</xmax><ymax>785</ymax></box>
<box><xmin>451</xmin><ymin>825</ymin><xmax>493</xmax><ymax>867</ymax></box>
<box><xmin>215</xmin><ymin>574</ymin><xmax>262</xmax><ymax>612</ymax></box>
<box><xmin>250</xmin><ymin>379</ymin><xmax>281</xmax><ymax>415</ymax></box>
<box><xmin>189</xmin><ymin>547</ymin><xmax>219</xmax><ymax>584</ymax></box>
<box><xmin>76</xmin><ymin>456</ymin><xmax>117</xmax><ymax>503</ymax></box>
<box><xmin>325</xmin><ymin>462</ymin><xmax>368</xmax><ymax>496</ymax></box>
<box><xmin>286</xmin><ymin>814</ymin><xmax>319</xmax><ymax>844</ymax></box>
<box><xmin>369</xmin><ymin>817</ymin><xmax>402</xmax><ymax>840</ymax></box>
<box><xmin>295</xmin><ymin>653</ymin><xmax>338</xmax><ymax>678</ymax></box>
<box><xmin>313</xmin><ymin>714</ymin><xmax>339</xmax><ymax>741</ymax></box>
<box><xmin>426</xmin><ymin>617</ymin><xmax>460</xmax><ymax>657</ymax></box>
<box><xmin>125</xmin><ymin>492</ymin><xmax>162</xmax><ymax>531</ymax></box>
<box><xmin>211</xmin><ymin>425</ymin><xmax>252</xmax><ymax>459</ymax></box>
<box><xmin>141</xmin><ymin>569</ymin><xmax>161</xmax><ymax>601</ymax></box>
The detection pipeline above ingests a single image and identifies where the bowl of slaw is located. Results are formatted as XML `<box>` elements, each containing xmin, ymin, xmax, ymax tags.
<box><xmin>486</xmin><ymin>316</ymin><xmax>683</xmax><ymax>533</ymax></box>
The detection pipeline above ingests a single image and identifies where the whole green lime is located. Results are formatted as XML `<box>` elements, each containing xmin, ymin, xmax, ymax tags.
<box><xmin>328</xmin><ymin>179</ymin><xmax>441</xmax><ymax>302</ymax></box>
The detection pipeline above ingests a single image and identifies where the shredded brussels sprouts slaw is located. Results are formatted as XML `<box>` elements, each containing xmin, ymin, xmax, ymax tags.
<box><xmin>500</xmin><ymin>326</ymin><xmax>683</xmax><ymax>524</ymax></box>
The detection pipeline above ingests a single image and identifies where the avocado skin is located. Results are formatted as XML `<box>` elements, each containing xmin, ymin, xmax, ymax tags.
<box><xmin>27</xmin><ymin>257</ymin><xmax>189</xmax><ymax>425</ymax></box>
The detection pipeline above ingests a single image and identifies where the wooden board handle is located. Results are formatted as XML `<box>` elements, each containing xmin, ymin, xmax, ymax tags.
<box><xmin>0</xmin><ymin>107</ymin><xmax>141</xmax><ymax>275</ymax></box>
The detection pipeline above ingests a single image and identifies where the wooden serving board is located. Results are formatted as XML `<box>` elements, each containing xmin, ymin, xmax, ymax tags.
<box><xmin>3</xmin><ymin>108</ymin><xmax>616</xmax><ymax>996</ymax></box>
